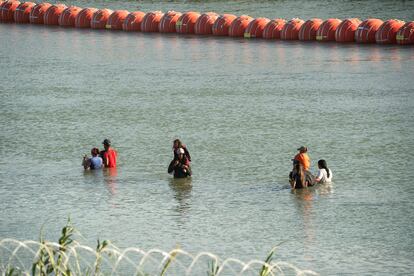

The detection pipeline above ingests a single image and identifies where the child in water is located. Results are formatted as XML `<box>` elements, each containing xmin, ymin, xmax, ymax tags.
<box><xmin>172</xmin><ymin>139</ymin><xmax>191</xmax><ymax>162</ymax></box>
<box><xmin>168</xmin><ymin>148</ymin><xmax>191</xmax><ymax>178</ymax></box>
<box><xmin>82</xmin><ymin>148</ymin><xmax>103</xmax><ymax>170</ymax></box>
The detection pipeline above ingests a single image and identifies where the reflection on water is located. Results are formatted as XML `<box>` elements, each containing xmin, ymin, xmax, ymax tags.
<box><xmin>168</xmin><ymin>177</ymin><xmax>192</xmax><ymax>219</ymax></box>
<box><xmin>291</xmin><ymin>183</ymin><xmax>333</xmax><ymax>261</ymax></box>
<box><xmin>103</xmin><ymin>168</ymin><xmax>118</xmax><ymax>196</ymax></box>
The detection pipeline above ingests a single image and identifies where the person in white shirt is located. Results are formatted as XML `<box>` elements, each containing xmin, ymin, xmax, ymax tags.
<box><xmin>314</xmin><ymin>159</ymin><xmax>332</xmax><ymax>183</ymax></box>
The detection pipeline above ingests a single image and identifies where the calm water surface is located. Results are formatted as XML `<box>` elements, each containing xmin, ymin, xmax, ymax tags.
<box><xmin>0</xmin><ymin>0</ymin><xmax>414</xmax><ymax>275</ymax></box>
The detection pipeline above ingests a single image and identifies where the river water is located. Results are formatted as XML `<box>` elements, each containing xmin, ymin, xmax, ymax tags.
<box><xmin>1</xmin><ymin>0</ymin><xmax>413</xmax><ymax>275</ymax></box>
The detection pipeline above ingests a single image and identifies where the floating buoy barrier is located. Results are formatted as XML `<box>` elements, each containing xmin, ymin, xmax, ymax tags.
<box><xmin>159</xmin><ymin>10</ymin><xmax>181</xmax><ymax>33</ymax></box>
<box><xmin>176</xmin><ymin>11</ymin><xmax>200</xmax><ymax>34</ymax></box>
<box><xmin>106</xmin><ymin>10</ymin><xmax>129</xmax><ymax>30</ymax></box>
<box><xmin>58</xmin><ymin>6</ymin><xmax>81</xmax><ymax>27</ymax></box>
<box><xmin>0</xmin><ymin>0</ymin><xmax>411</xmax><ymax>46</ymax></box>
<box><xmin>91</xmin><ymin>8</ymin><xmax>113</xmax><ymax>29</ymax></box>
<box><xmin>0</xmin><ymin>0</ymin><xmax>20</xmax><ymax>22</ymax></box>
<box><xmin>316</xmin><ymin>18</ymin><xmax>342</xmax><ymax>41</ymax></box>
<box><xmin>375</xmin><ymin>19</ymin><xmax>405</xmax><ymax>44</ymax></box>
<box><xmin>396</xmin><ymin>21</ymin><xmax>414</xmax><ymax>45</ymax></box>
<box><xmin>122</xmin><ymin>11</ymin><xmax>145</xmax><ymax>32</ymax></box>
<box><xmin>281</xmin><ymin>18</ymin><xmax>304</xmax><ymax>40</ymax></box>
<box><xmin>335</xmin><ymin>18</ymin><xmax>361</xmax><ymax>42</ymax></box>
<box><xmin>244</xmin><ymin>17</ymin><xmax>270</xmax><ymax>38</ymax></box>
<box><xmin>194</xmin><ymin>12</ymin><xmax>218</xmax><ymax>35</ymax></box>
<box><xmin>262</xmin><ymin>18</ymin><xmax>286</xmax><ymax>39</ymax></box>
<box><xmin>355</xmin><ymin>18</ymin><xmax>383</xmax><ymax>43</ymax></box>
<box><xmin>212</xmin><ymin>14</ymin><xmax>236</xmax><ymax>36</ymax></box>
<box><xmin>74</xmin><ymin>7</ymin><xmax>96</xmax><ymax>28</ymax></box>
<box><xmin>299</xmin><ymin>18</ymin><xmax>323</xmax><ymax>41</ymax></box>
<box><xmin>29</xmin><ymin>2</ymin><xmax>51</xmax><ymax>24</ymax></box>
<box><xmin>14</xmin><ymin>1</ymin><xmax>35</xmax><ymax>23</ymax></box>
<box><xmin>141</xmin><ymin>11</ymin><xmax>163</xmax><ymax>32</ymax></box>
<box><xmin>229</xmin><ymin>15</ymin><xmax>253</xmax><ymax>37</ymax></box>
<box><xmin>44</xmin><ymin>4</ymin><xmax>66</xmax><ymax>26</ymax></box>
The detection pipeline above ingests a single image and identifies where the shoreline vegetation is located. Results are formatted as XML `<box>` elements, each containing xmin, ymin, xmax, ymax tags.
<box><xmin>0</xmin><ymin>220</ymin><xmax>317</xmax><ymax>276</ymax></box>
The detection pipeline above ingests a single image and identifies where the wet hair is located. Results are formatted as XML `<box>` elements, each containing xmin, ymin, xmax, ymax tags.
<box><xmin>173</xmin><ymin>139</ymin><xmax>182</xmax><ymax>148</ymax></box>
<box><xmin>91</xmin><ymin>148</ymin><xmax>100</xmax><ymax>156</ymax></box>
<box><xmin>294</xmin><ymin>162</ymin><xmax>305</xmax><ymax>187</ymax></box>
<box><xmin>318</xmin><ymin>159</ymin><xmax>330</xmax><ymax>178</ymax></box>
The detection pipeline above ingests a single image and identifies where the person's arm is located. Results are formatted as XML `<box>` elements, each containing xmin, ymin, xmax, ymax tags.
<box><xmin>183</xmin><ymin>147</ymin><xmax>191</xmax><ymax>162</ymax></box>
<box><xmin>314</xmin><ymin>170</ymin><xmax>323</xmax><ymax>183</ymax></box>
<box><xmin>82</xmin><ymin>156</ymin><xmax>90</xmax><ymax>170</ymax></box>
<box><xmin>168</xmin><ymin>160</ymin><xmax>177</xmax><ymax>174</ymax></box>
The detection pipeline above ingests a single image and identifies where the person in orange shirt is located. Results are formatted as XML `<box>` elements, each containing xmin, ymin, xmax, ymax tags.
<box><xmin>100</xmin><ymin>139</ymin><xmax>117</xmax><ymax>168</ymax></box>
<box><xmin>294</xmin><ymin>146</ymin><xmax>310</xmax><ymax>171</ymax></box>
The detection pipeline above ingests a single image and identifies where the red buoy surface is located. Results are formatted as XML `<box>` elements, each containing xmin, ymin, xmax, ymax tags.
<box><xmin>0</xmin><ymin>0</ymin><xmax>20</xmax><ymax>22</ymax></box>
<box><xmin>355</xmin><ymin>18</ymin><xmax>383</xmax><ymax>43</ymax></box>
<box><xmin>91</xmin><ymin>9</ymin><xmax>113</xmax><ymax>29</ymax></box>
<box><xmin>298</xmin><ymin>18</ymin><xmax>323</xmax><ymax>41</ymax></box>
<box><xmin>75</xmin><ymin>7</ymin><xmax>97</xmax><ymax>28</ymax></box>
<box><xmin>281</xmin><ymin>18</ymin><xmax>304</xmax><ymax>40</ymax></box>
<box><xmin>316</xmin><ymin>18</ymin><xmax>342</xmax><ymax>41</ymax></box>
<box><xmin>141</xmin><ymin>11</ymin><xmax>163</xmax><ymax>32</ymax></box>
<box><xmin>158</xmin><ymin>10</ymin><xmax>181</xmax><ymax>33</ymax></box>
<box><xmin>14</xmin><ymin>2</ymin><xmax>35</xmax><ymax>23</ymax></box>
<box><xmin>194</xmin><ymin>12</ymin><xmax>218</xmax><ymax>35</ymax></box>
<box><xmin>29</xmin><ymin>2</ymin><xmax>51</xmax><ymax>24</ymax></box>
<box><xmin>396</xmin><ymin>21</ymin><xmax>414</xmax><ymax>45</ymax></box>
<box><xmin>122</xmin><ymin>11</ymin><xmax>145</xmax><ymax>32</ymax></box>
<box><xmin>176</xmin><ymin>11</ymin><xmax>200</xmax><ymax>34</ymax></box>
<box><xmin>375</xmin><ymin>19</ymin><xmax>405</xmax><ymax>44</ymax></box>
<box><xmin>262</xmin><ymin>19</ymin><xmax>286</xmax><ymax>39</ymax></box>
<box><xmin>244</xmin><ymin>17</ymin><xmax>270</xmax><ymax>38</ymax></box>
<box><xmin>58</xmin><ymin>6</ymin><xmax>82</xmax><ymax>27</ymax></box>
<box><xmin>335</xmin><ymin>18</ymin><xmax>361</xmax><ymax>42</ymax></box>
<box><xmin>229</xmin><ymin>15</ymin><xmax>253</xmax><ymax>37</ymax></box>
<box><xmin>212</xmin><ymin>13</ymin><xmax>236</xmax><ymax>36</ymax></box>
<box><xmin>44</xmin><ymin>4</ymin><xmax>67</xmax><ymax>25</ymax></box>
<box><xmin>106</xmin><ymin>10</ymin><xmax>129</xmax><ymax>30</ymax></box>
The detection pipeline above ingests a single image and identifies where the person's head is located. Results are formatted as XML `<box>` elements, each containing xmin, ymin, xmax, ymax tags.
<box><xmin>173</xmin><ymin>139</ymin><xmax>182</xmax><ymax>149</ymax></box>
<box><xmin>318</xmin><ymin>159</ymin><xmax>327</xmax><ymax>169</ymax></box>
<box><xmin>297</xmin><ymin>146</ymin><xmax>308</xmax><ymax>153</ymax></box>
<box><xmin>102</xmin><ymin>139</ymin><xmax>111</xmax><ymax>150</ymax></box>
<box><xmin>318</xmin><ymin>159</ymin><xmax>330</xmax><ymax>177</ymax></box>
<box><xmin>91</xmin><ymin>148</ymin><xmax>100</xmax><ymax>157</ymax></box>
<box><xmin>176</xmin><ymin>148</ymin><xmax>185</xmax><ymax>160</ymax></box>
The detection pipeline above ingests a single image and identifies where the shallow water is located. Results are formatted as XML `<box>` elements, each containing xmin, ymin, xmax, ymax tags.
<box><xmin>1</xmin><ymin>0</ymin><xmax>414</xmax><ymax>274</ymax></box>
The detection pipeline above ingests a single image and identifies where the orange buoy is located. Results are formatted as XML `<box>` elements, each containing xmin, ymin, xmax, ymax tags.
<box><xmin>106</xmin><ymin>10</ymin><xmax>129</xmax><ymax>30</ymax></box>
<box><xmin>355</xmin><ymin>18</ymin><xmax>383</xmax><ymax>43</ymax></box>
<box><xmin>58</xmin><ymin>6</ymin><xmax>82</xmax><ymax>27</ymax></box>
<box><xmin>75</xmin><ymin>7</ymin><xmax>97</xmax><ymax>28</ymax></box>
<box><xmin>375</xmin><ymin>19</ymin><xmax>405</xmax><ymax>44</ymax></box>
<box><xmin>141</xmin><ymin>11</ymin><xmax>163</xmax><ymax>32</ymax></box>
<box><xmin>281</xmin><ymin>18</ymin><xmax>304</xmax><ymax>40</ymax></box>
<box><xmin>176</xmin><ymin>11</ymin><xmax>200</xmax><ymax>34</ymax></box>
<box><xmin>29</xmin><ymin>2</ymin><xmax>51</xmax><ymax>24</ymax></box>
<box><xmin>212</xmin><ymin>13</ymin><xmax>236</xmax><ymax>36</ymax></box>
<box><xmin>122</xmin><ymin>11</ymin><xmax>145</xmax><ymax>32</ymax></box>
<box><xmin>298</xmin><ymin>18</ymin><xmax>323</xmax><ymax>41</ymax></box>
<box><xmin>44</xmin><ymin>4</ymin><xmax>67</xmax><ymax>25</ymax></box>
<box><xmin>14</xmin><ymin>1</ymin><xmax>35</xmax><ymax>23</ymax></box>
<box><xmin>244</xmin><ymin>17</ymin><xmax>270</xmax><ymax>38</ymax></box>
<box><xmin>158</xmin><ymin>10</ymin><xmax>181</xmax><ymax>33</ymax></box>
<box><xmin>262</xmin><ymin>18</ymin><xmax>286</xmax><ymax>39</ymax></box>
<box><xmin>316</xmin><ymin>18</ymin><xmax>342</xmax><ymax>41</ymax></box>
<box><xmin>335</xmin><ymin>18</ymin><xmax>361</xmax><ymax>42</ymax></box>
<box><xmin>396</xmin><ymin>21</ymin><xmax>414</xmax><ymax>45</ymax></box>
<box><xmin>194</xmin><ymin>12</ymin><xmax>219</xmax><ymax>35</ymax></box>
<box><xmin>91</xmin><ymin>9</ymin><xmax>113</xmax><ymax>29</ymax></box>
<box><xmin>0</xmin><ymin>0</ymin><xmax>20</xmax><ymax>22</ymax></box>
<box><xmin>229</xmin><ymin>15</ymin><xmax>253</xmax><ymax>37</ymax></box>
